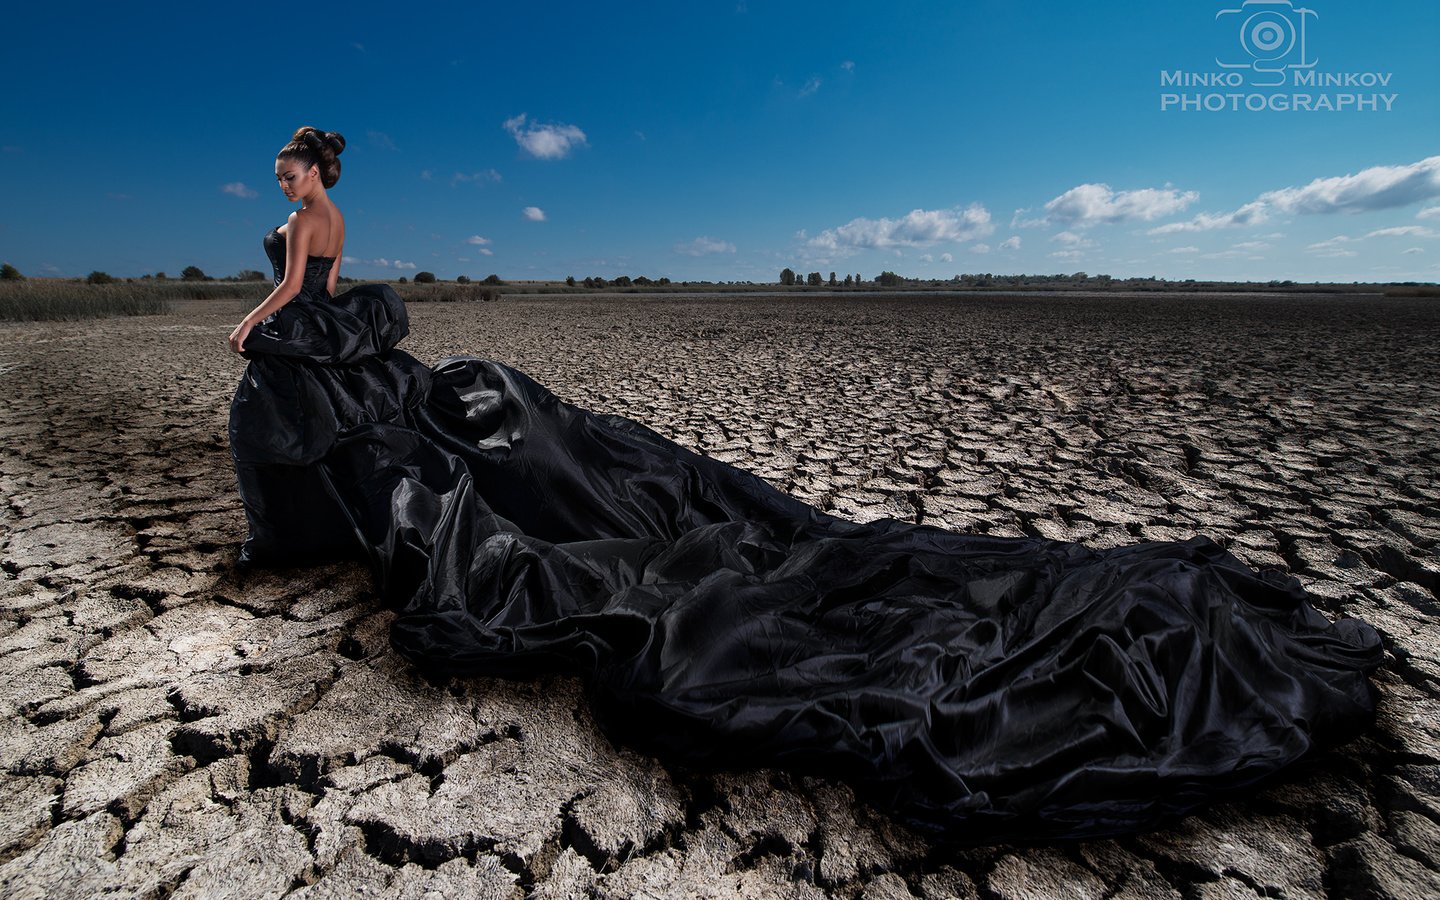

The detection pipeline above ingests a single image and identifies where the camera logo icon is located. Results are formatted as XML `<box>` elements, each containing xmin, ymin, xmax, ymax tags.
<box><xmin>1215</xmin><ymin>0</ymin><xmax>1318</xmax><ymax>86</ymax></box>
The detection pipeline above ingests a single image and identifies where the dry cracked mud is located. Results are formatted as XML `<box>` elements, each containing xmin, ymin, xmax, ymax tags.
<box><xmin>1</xmin><ymin>291</ymin><xmax>1437</xmax><ymax>899</ymax></box>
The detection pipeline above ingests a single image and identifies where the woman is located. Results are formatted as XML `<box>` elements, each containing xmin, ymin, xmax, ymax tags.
<box><xmin>229</xmin><ymin>127</ymin><xmax>346</xmax><ymax>354</ymax></box>
<box><xmin>227</xmin><ymin>126</ymin><xmax>1384</xmax><ymax>842</ymax></box>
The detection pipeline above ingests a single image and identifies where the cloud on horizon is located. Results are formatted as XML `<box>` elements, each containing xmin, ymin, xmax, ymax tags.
<box><xmin>342</xmin><ymin>255</ymin><xmax>417</xmax><ymax>270</ymax></box>
<box><xmin>523</xmin><ymin>206</ymin><xmax>546</xmax><ymax>222</ymax></box>
<box><xmin>674</xmin><ymin>236</ymin><xmax>737</xmax><ymax>256</ymax></box>
<box><xmin>1150</xmin><ymin>155</ymin><xmax>1440</xmax><ymax>235</ymax></box>
<box><xmin>807</xmin><ymin>204</ymin><xmax>993</xmax><ymax>255</ymax></box>
<box><xmin>221</xmin><ymin>182</ymin><xmax>257</xmax><ymax>199</ymax></box>
<box><xmin>1044</xmin><ymin>183</ymin><xmax>1198</xmax><ymax>227</ymax></box>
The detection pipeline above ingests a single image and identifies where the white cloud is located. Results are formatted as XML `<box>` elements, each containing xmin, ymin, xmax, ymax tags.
<box><xmin>352</xmin><ymin>257</ymin><xmax>417</xmax><ymax>270</ymax></box>
<box><xmin>1011</xmin><ymin>208</ymin><xmax>1047</xmax><ymax>229</ymax></box>
<box><xmin>1147</xmin><ymin>201</ymin><xmax>1269</xmax><ymax>235</ymax></box>
<box><xmin>1050</xmin><ymin>230</ymin><xmax>1094</xmax><ymax>248</ymax></box>
<box><xmin>1419</xmin><ymin>206</ymin><xmax>1440</xmax><ymax>220</ymax></box>
<box><xmin>1153</xmin><ymin>156</ymin><xmax>1440</xmax><ymax>236</ymax></box>
<box><xmin>1402</xmin><ymin>247</ymin><xmax>1425</xmax><ymax>254</ymax></box>
<box><xmin>523</xmin><ymin>206</ymin><xmax>546</xmax><ymax>222</ymax></box>
<box><xmin>368</xmin><ymin>130</ymin><xmax>397</xmax><ymax>151</ymax></box>
<box><xmin>798</xmin><ymin>76</ymin><xmax>822</xmax><ymax>98</ymax></box>
<box><xmin>1168</xmin><ymin>246</ymin><xmax>1200</xmax><ymax>254</ymax></box>
<box><xmin>941</xmin><ymin>252</ymin><xmax>955</xmax><ymax>262</ymax></box>
<box><xmin>478</xmin><ymin>248</ymin><xmax>494</xmax><ymax>256</ymax></box>
<box><xmin>221</xmin><ymin>182</ymin><xmax>257</xmax><ymax>199</ymax></box>
<box><xmin>1231</xmin><ymin>240</ymin><xmax>1270</xmax><ymax>250</ymax></box>
<box><xmin>920</xmin><ymin>254</ymin><xmax>933</xmax><ymax>263</ymax></box>
<box><xmin>841</xmin><ymin>60</ymin><xmax>855</xmax><ymax>72</ymax></box>
<box><xmin>999</xmin><ymin>236</ymin><xmax>1021</xmax><ymax>250</ymax></box>
<box><xmin>466</xmin><ymin>235</ymin><xmax>492</xmax><ymax>246</ymax></box>
<box><xmin>1366</xmin><ymin>225</ymin><xmax>1440</xmax><ymax>239</ymax></box>
<box><xmin>1049</xmin><ymin>250</ymin><xmax>1084</xmax><ymax>261</ymax></box>
<box><xmin>504</xmin><ymin>114</ymin><xmax>588</xmax><ymax>160</ymax></box>
<box><xmin>1259</xmin><ymin>155</ymin><xmax>1440</xmax><ymax>215</ymax></box>
<box><xmin>1043</xmin><ymin>183</ymin><xmax>1198</xmax><ymax>226</ymax></box>
<box><xmin>674</xmin><ymin>236</ymin><xmax>737</xmax><ymax>256</ymax></box>
<box><xmin>807</xmin><ymin>204</ymin><xmax>993</xmax><ymax>254</ymax></box>
<box><xmin>1305</xmin><ymin>236</ymin><xmax>1358</xmax><ymax>258</ymax></box>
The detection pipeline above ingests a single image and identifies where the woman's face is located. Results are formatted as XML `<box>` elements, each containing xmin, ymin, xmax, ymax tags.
<box><xmin>275</xmin><ymin>158</ymin><xmax>317</xmax><ymax>201</ymax></box>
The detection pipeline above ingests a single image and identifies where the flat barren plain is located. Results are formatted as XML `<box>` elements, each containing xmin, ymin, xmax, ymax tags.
<box><xmin>1</xmin><ymin>291</ymin><xmax>1438</xmax><ymax>898</ymax></box>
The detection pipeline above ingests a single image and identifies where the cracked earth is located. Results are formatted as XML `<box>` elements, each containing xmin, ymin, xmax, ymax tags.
<box><xmin>1</xmin><ymin>292</ymin><xmax>1437</xmax><ymax>898</ymax></box>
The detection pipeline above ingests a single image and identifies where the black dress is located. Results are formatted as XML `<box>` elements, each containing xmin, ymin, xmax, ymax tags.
<box><xmin>228</xmin><ymin>229</ymin><xmax>1384</xmax><ymax>841</ymax></box>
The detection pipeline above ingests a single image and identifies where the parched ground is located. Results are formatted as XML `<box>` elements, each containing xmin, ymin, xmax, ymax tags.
<box><xmin>1</xmin><ymin>292</ymin><xmax>1438</xmax><ymax>899</ymax></box>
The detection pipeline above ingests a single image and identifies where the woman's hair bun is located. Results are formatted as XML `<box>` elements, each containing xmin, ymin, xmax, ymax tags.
<box><xmin>279</xmin><ymin>126</ymin><xmax>346</xmax><ymax>189</ymax></box>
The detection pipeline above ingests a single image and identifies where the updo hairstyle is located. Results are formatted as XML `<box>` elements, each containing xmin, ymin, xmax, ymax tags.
<box><xmin>277</xmin><ymin>126</ymin><xmax>346</xmax><ymax>189</ymax></box>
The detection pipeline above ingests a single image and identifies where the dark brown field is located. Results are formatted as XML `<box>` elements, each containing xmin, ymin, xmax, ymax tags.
<box><xmin>1</xmin><ymin>292</ymin><xmax>1438</xmax><ymax>898</ymax></box>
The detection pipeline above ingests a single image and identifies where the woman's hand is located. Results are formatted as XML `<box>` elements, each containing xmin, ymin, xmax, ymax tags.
<box><xmin>228</xmin><ymin>319</ymin><xmax>255</xmax><ymax>353</ymax></box>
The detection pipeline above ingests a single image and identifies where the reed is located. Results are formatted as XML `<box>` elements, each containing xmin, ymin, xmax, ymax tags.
<box><xmin>0</xmin><ymin>280</ymin><xmax>283</xmax><ymax>321</ymax></box>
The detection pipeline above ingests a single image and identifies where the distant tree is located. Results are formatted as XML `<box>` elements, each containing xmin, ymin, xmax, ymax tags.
<box><xmin>456</xmin><ymin>275</ymin><xmax>471</xmax><ymax>284</ymax></box>
<box><xmin>0</xmin><ymin>263</ymin><xmax>23</xmax><ymax>281</ymax></box>
<box><xmin>86</xmin><ymin>270</ymin><xmax>116</xmax><ymax>285</ymax></box>
<box><xmin>234</xmin><ymin>269</ymin><xmax>265</xmax><ymax>281</ymax></box>
<box><xmin>779</xmin><ymin>267</ymin><xmax>796</xmax><ymax>286</ymax></box>
<box><xmin>482</xmin><ymin>274</ymin><xmax>504</xmax><ymax>285</ymax></box>
<box><xmin>414</xmin><ymin>271</ymin><xmax>437</xmax><ymax>283</ymax></box>
<box><xmin>181</xmin><ymin>265</ymin><xmax>206</xmax><ymax>281</ymax></box>
<box><xmin>633</xmin><ymin>275</ymin><xmax>653</xmax><ymax>286</ymax></box>
<box><xmin>613</xmin><ymin>275</ymin><xmax>632</xmax><ymax>287</ymax></box>
<box><xmin>828</xmin><ymin>271</ymin><xmax>837</xmax><ymax>286</ymax></box>
<box><xmin>591</xmin><ymin>276</ymin><xmax>608</xmax><ymax>289</ymax></box>
<box><xmin>876</xmin><ymin>271</ymin><xmax>901</xmax><ymax>287</ymax></box>
<box><xmin>565</xmin><ymin>275</ymin><xmax>576</xmax><ymax>287</ymax></box>
<box><xmin>843</xmin><ymin>274</ymin><xmax>853</xmax><ymax>287</ymax></box>
<box><xmin>807</xmin><ymin>271</ymin><xmax>822</xmax><ymax>286</ymax></box>
<box><xmin>855</xmin><ymin>273</ymin><xmax>862</xmax><ymax>285</ymax></box>
<box><xmin>657</xmin><ymin>276</ymin><xmax>671</xmax><ymax>285</ymax></box>
<box><xmin>155</xmin><ymin>272</ymin><xmax>167</xmax><ymax>281</ymax></box>
<box><xmin>397</xmin><ymin>276</ymin><xmax>408</xmax><ymax>284</ymax></box>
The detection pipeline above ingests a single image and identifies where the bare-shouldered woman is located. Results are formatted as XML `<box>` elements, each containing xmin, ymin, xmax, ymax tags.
<box><xmin>228</xmin><ymin>126</ymin><xmax>347</xmax><ymax>353</ymax></box>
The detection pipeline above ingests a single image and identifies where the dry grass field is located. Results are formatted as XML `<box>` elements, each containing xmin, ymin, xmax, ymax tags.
<box><xmin>1</xmin><ymin>292</ymin><xmax>1437</xmax><ymax>898</ymax></box>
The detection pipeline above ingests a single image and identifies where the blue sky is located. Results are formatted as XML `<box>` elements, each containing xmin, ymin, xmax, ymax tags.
<box><xmin>3</xmin><ymin>1</ymin><xmax>1438</xmax><ymax>283</ymax></box>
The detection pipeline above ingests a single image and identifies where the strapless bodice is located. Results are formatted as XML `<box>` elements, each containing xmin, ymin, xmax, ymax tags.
<box><xmin>263</xmin><ymin>225</ymin><xmax>335</xmax><ymax>301</ymax></box>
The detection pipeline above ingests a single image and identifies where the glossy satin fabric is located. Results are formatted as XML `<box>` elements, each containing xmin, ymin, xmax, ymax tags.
<box><xmin>227</xmin><ymin>263</ymin><xmax>1383</xmax><ymax>840</ymax></box>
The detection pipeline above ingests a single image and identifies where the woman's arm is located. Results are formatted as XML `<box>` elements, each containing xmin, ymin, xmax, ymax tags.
<box><xmin>326</xmin><ymin>226</ymin><xmax>343</xmax><ymax>296</ymax></box>
<box><xmin>228</xmin><ymin>212</ymin><xmax>309</xmax><ymax>352</ymax></box>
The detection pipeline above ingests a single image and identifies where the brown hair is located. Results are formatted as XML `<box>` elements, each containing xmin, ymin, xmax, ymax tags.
<box><xmin>277</xmin><ymin>126</ymin><xmax>346</xmax><ymax>189</ymax></box>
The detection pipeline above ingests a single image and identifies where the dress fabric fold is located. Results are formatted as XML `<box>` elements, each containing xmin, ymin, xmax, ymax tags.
<box><xmin>229</xmin><ymin>243</ymin><xmax>1382</xmax><ymax>839</ymax></box>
